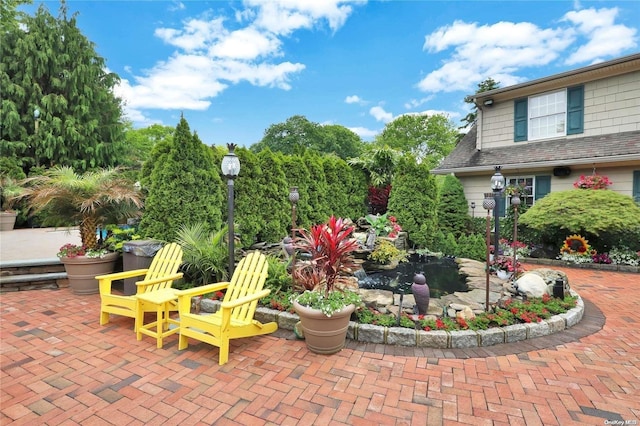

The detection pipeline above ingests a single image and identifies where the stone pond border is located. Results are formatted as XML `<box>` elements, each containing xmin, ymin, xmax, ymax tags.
<box><xmin>199</xmin><ymin>290</ymin><xmax>585</xmax><ymax>349</ymax></box>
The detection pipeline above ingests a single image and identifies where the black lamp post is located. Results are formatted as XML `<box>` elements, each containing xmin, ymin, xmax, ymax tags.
<box><xmin>483</xmin><ymin>193</ymin><xmax>496</xmax><ymax>312</ymax></box>
<box><xmin>490</xmin><ymin>166</ymin><xmax>505</xmax><ymax>256</ymax></box>
<box><xmin>289</xmin><ymin>186</ymin><xmax>299</xmax><ymax>271</ymax></box>
<box><xmin>470</xmin><ymin>201</ymin><xmax>476</xmax><ymax>218</ymax></box>
<box><xmin>221</xmin><ymin>143</ymin><xmax>240</xmax><ymax>277</ymax></box>
<box><xmin>511</xmin><ymin>191</ymin><xmax>521</xmax><ymax>281</ymax></box>
<box><xmin>34</xmin><ymin>108</ymin><xmax>40</xmax><ymax>167</ymax></box>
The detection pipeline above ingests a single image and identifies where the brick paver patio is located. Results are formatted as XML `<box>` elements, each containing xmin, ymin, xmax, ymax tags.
<box><xmin>1</xmin><ymin>265</ymin><xmax>638</xmax><ymax>425</ymax></box>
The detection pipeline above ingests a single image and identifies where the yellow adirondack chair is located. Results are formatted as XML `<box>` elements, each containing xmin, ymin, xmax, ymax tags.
<box><xmin>176</xmin><ymin>251</ymin><xmax>277</xmax><ymax>365</ymax></box>
<box><xmin>96</xmin><ymin>242</ymin><xmax>183</xmax><ymax>328</ymax></box>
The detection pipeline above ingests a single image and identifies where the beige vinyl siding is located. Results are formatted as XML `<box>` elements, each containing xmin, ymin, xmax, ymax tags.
<box><xmin>479</xmin><ymin>71</ymin><xmax>640</xmax><ymax>149</ymax></box>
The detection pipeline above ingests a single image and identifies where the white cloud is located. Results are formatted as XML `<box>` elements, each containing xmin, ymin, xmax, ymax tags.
<box><xmin>208</xmin><ymin>27</ymin><xmax>282</xmax><ymax>59</ymax></box>
<box><xmin>168</xmin><ymin>1</ymin><xmax>185</xmax><ymax>12</ymax></box>
<box><xmin>417</xmin><ymin>7</ymin><xmax>636</xmax><ymax>94</ymax></box>
<box><xmin>404</xmin><ymin>96</ymin><xmax>434</xmax><ymax>109</ymax></box>
<box><xmin>345</xmin><ymin>95</ymin><xmax>365</xmax><ymax>104</ymax></box>
<box><xmin>117</xmin><ymin>1</ymin><xmax>365</xmax><ymax>126</ymax></box>
<box><xmin>369</xmin><ymin>106</ymin><xmax>393</xmax><ymax>123</ymax></box>
<box><xmin>562</xmin><ymin>8</ymin><xmax>637</xmax><ymax>64</ymax></box>
<box><xmin>155</xmin><ymin>18</ymin><xmax>226</xmax><ymax>52</ymax></box>
<box><xmin>348</xmin><ymin>126</ymin><xmax>379</xmax><ymax>139</ymax></box>
<box><xmin>246</xmin><ymin>0</ymin><xmax>357</xmax><ymax>35</ymax></box>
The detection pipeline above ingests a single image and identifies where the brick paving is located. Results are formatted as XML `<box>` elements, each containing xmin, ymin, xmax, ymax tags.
<box><xmin>1</xmin><ymin>265</ymin><xmax>639</xmax><ymax>425</ymax></box>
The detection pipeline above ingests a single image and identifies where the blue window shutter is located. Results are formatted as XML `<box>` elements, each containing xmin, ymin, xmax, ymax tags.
<box><xmin>633</xmin><ymin>171</ymin><xmax>640</xmax><ymax>204</ymax></box>
<box><xmin>567</xmin><ymin>85</ymin><xmax>584</xmax><ymax>135</ymax></box>
<box><xmin>514</xmin><ymin>99</ymin><xmax>528</xmax><ymax>142</ymax></box>
<box><xmin>535</xmin><ymin>175</ymin><xmax>551</xmax><ymax>201</ymax></box>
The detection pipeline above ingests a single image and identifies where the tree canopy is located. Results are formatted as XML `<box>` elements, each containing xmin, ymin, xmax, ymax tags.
<box><xmin>460</xmin><ymin>77</ymin><xmax>500</xmax><ymax>129</ymax></box>
<box><xmin>0</xmin><ymin>1</ymin><xmax>126</xmax><ymax>173</ymax></box>
<box><xmin>251</xmin><ymin>115</ymin><xmax>364</xmax><ymax>160</ymax></box>
<box><xmin>374</xmin><ymin>114</ymin><xmax>458</xmax><ymax>169</ymax></box>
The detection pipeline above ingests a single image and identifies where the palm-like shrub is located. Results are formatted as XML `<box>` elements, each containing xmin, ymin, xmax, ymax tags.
<box><xmin>20</xmin><ymin>166</ymin><xmax>143</xmax><ymax>249</ymax></box>
<box><xmin>175</xmin><ymin>223</ymin><xmax>228</xmax><ymax>285</ymax></box>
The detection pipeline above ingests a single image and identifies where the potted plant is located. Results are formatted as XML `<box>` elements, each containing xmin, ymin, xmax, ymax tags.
<box><xmin>491</xmin><ymin>255</ymin><xmax>522</xmax><ymax>280</ymax></box>
<box><xmin>20</xmin><ymin>166</ymin><xmax>143</xmax><ymax>295</ymax></box>
<box><xmin>291</xmin><ymin>216</ymin><xmax>362</xmax><ymax>354</ymax></box>
<box><xmin>0</xmin><ymin>176</ymin><xmax>24</xmax><ymax>231</ymax></box>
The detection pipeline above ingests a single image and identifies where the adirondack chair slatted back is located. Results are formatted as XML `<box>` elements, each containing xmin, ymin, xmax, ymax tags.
<box><xmin>223</xmin><ymin>251</ymin><xmax>268</xmax><ymax>323</ymax></box>
<box><xmin>143</xmin><ymin>243</ymin><xmax>183</xmax><ymax>292</ymax></box>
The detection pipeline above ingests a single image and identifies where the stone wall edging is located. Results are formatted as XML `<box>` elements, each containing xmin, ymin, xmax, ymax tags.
<box><xmin>523</xmin><ymin>257</ymin><xmax>639</xmax><ymax>273</ymax></box>
<box><xmin>200</xmin><ymin>290</ymin><xmax>585</xmax><ymax>349</ymax></box>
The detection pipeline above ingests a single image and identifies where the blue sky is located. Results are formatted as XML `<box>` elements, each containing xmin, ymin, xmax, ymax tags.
<box><xmin>24</xmin><ymin>1</ymin><xmax>639</xmax><ymax>147</ymax></box>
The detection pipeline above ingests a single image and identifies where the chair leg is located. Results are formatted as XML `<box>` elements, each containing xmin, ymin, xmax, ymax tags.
<box><xmin>178</xmin><ymin>333</ymin><xmax>188</xmax><ymax>350</ymax></box>
<box><xmin>219</xmin><ymin>337</ymin><xmax>230</xmax><ymax>365</ymax></box>
<box><xmin>135</xmin><ymin>302</ymin><xmax>143</xmax><ymax>341</ymax></box>
<box><xmin>100</xmin><ymin>310</ymin><xmax>110</xmax><ymax>325</ymax></box>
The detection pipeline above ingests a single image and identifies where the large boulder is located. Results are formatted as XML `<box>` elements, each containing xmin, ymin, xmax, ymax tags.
<box><xmin>514</xmin><ymin>273</ymin><xmax>548</xmax><ymax>298</ymax></box>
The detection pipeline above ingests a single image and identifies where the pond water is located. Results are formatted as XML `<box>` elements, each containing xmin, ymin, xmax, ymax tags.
<box><xmin>356</xmin><ymin>254</ymin><xmax>468</xmax><ymax>298</ymax></box>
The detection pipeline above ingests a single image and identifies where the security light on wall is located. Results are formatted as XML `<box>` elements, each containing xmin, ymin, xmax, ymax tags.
<box><xmin>483</xmin><ymin>99</ymin><xmax>494</xmax><ymax>107</ymax></box>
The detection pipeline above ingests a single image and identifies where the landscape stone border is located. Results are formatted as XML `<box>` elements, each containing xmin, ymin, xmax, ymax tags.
<box><xmin>200</xmin><ymin>290</ymin><xmax>584</xmax><ymax>349</ymax></box>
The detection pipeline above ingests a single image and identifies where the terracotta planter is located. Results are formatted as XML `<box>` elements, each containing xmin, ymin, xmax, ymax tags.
<box><xmin>60</xmin><ymin>252</ymin><xmax>119</xmax><ymax>295</ymax></box>
<box><xmin>293</xmin><ymin>301</ymin><xmax>355</xmax><ymax>355</ymax></box>
<box><xmin>0</xmin><ymin>211</ymin><xmax>17</xmax><ymax>231</ymax></box>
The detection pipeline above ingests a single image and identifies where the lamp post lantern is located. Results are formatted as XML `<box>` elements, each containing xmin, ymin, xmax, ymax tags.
<box><xmin>483</xmin><ymin>193</ymin><xmax>496</xmax><ymax>312</ymax></box>
<box><xmin>221</xmin><ymin>143</ymin><xmax>240</xmax><ymax>277</ymax></box>
<box><xmin>470</xmin><ymin>201</ymin><xmax>476</xmax><ymax>218</ymax></box>
<box><xmin>34</xmin><ymin>108</ymin><xmax>41</xmax><ymax>167</ymax></box>
<box><xmin>490</xmin><ymin>166</ymin><xmax>505</xmax><ymax>257</ymax></box>
<box><xmin>289</xmin><ymin>187</ymin><xmax>299</xmax><ymax>241</ymax></box>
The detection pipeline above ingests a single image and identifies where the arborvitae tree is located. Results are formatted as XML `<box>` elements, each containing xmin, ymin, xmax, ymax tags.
<box><xmin>229</xmin><ymin>147</ymin><xmax>264</xmax><ymax>248</ymax></box>
<box><xmin>455</xmin><ymin>233</ymin><xmax>486</xmax><ymax>261</ymax></box>
<box><xmin>346</xmin><ymin>166</ymin><xmax>368</xmax><ymax>221</ymax></box>
<box><xmin>441</xmin><ymin>232</ymin><xmax>458</xmax><ymax>257</ymax></box>
<box><xmin>139</xmin><ymin>117</ymin><xmax>222</xmax><ymax>241</ymax></box>
<box><xmin>1</xmin><ymin>2</ymin><xmax>126</xmax><ymax>173</ymax></box>
<box><xmin>386</xmin><ymin>156</ymin><xmax>438</xmax><ymax>249</ymax></box>
<box><xmin>255</xmin><ymin>149</ymin><xmax>290</xmax><ymax>243</ymax></box>
<box><xmin>303</xmin><ymin>151</ymin><xmax>331</xmax><ymax>224</ymax></box>
<box><xmin>437</xmin><ymin>174</ymin><xmax>469</xmax><ymax>237</ymax></box>
<box><xmin>322</xmin><ymin>155</ymin><xmax>351</xmax><ymax>218</ymax></box>
<box><xmin>281</xmin><ymin>154</ymin><xmax>312</xmax><ymax>229</ymax></box>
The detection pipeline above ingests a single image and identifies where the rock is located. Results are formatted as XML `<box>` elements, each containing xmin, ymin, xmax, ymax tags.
<box><xmin>526</xmin><ymin>268</ymin><xmax>569</xmax><ymax>287</ymax></box>
<box><xmin>456</xmin><ymin>306</ymin><xmax>476</xmax><ymax>320</ymax></box>
<box><xmin>358</xmin><ymin>289</ymin><xmax>394</xmax><ymax>308</ymax></box>
<box><xmin>514</xmin><ymin>273</ymin><xmax>548</xmax><ymax>298</ymax></box>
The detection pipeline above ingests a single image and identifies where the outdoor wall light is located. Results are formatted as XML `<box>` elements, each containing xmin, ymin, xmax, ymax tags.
<box><xmin>483</xmin><ymin>99</ymin><xmax>494</xmax><ymax>107</ymax></box>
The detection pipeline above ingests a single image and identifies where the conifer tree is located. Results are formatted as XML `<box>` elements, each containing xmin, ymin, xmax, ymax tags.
<box><xmin>255</xmin><ymin>149</ymin><xmax>290</xmax><ymax>243</ymax></box>
<box><xmin>387</xmin><ymin>156</ymin><xmax>438</xmax><ymax>248</ymax></box>
<box><xmin>0</xmin><ymin>2</ymin><xmax>126</xmax><ymax>172</ymax></box>
<box><xmin>437</xmin><ymin>174</ymin><xmax>469</xmax><ymax>237</ymax></box>
<box><xmin>281</xmin><ymin>154</ymin><xmax>312</xmax><ymax>229</ymax></box>
<box><xmin>139</xmin><ymin>117</ymin><xmax>222</xmax><ymax>241</ymax></box>
<box><xmin>232</xmin><ymin>147</ymin><xmax>267</xmax><ymax>247</ymax></box>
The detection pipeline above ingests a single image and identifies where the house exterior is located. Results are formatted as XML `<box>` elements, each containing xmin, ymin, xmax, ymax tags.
<box><xmin>432</xmin><ymin>53</ymin><xmax>640</xmax><ymax>216</ymax></box>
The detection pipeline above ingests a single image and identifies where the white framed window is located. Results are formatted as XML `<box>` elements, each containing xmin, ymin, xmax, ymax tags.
<box><xmin>506</xmin><ymin>177</ymin><xmax>534</xmax><ymax>208</ymax></box>
<box><xmin>528</xmin><ymin>89</ymin><xmax>566</xmax><ymax>140</ymax></box>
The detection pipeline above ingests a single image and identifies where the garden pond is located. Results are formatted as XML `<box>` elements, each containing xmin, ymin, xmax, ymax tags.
<box><xmin>356</xmin><ymin>253</ymin><xmax>469</xmax><ymax>298</ymax></box>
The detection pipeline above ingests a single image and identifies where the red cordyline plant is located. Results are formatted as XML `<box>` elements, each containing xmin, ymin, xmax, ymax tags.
<box><xmin>292</xmin><ymin>216</ymin><xmax>359</xmax><ymax>296</ymax></box>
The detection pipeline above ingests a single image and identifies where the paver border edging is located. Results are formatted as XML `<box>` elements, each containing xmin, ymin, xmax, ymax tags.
<box><xmin>202</xmin><ymin>290</ymin><xmax>594</xmax><ymax>350</ymax></box>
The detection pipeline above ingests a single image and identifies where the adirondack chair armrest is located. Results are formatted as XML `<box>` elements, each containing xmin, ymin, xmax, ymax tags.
<box><xmin>220</xmin><ymin>289</ymin><xmax>271</xmax><ymax>309</ymax></box>
<box><xmin>135</xmin><ymin>272</ymin><xmax>184</xmax><ymax>289</ymax></box>
<box><xmin>175</xmin><ymin>282</ymin><xmax>231</xmax><ymax>297</ymax></box>
<box><xmin>97</xmin><ymin>269</ymin><xmax>150</xmax><ymax>294</ymax></box>
<box><xmin>96</xmin><ymin>269</ymin><xmax>149</xmax><ymax>281</ymax></box>
<box><xmin>175</xmin><ymin>282</ymin><xmax>231</xmax><ymax>313</ymax></box>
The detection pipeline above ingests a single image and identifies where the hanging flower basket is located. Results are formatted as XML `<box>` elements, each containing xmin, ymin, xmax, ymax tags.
<box><xmin>573</xmin><ymin>174</ymin><xmax>612</xmax><ymax>190</ymax></box>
